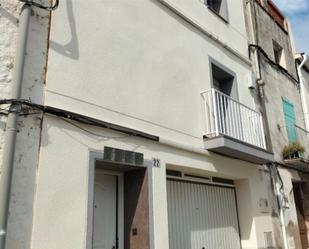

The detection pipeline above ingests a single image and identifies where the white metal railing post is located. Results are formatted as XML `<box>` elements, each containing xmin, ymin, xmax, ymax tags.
<box><xmin>259</xmin><ymin>113</ymin><xmax>266</xmax><ymax>149</ymax></box>
<box><xmin>201</xmin><ymin>91</ymin><xmax>210</xmax><ymax>136</ymax></box>
<box><xmin>212</xmin><ymin>89</ymin><xmax>220</xmax><ymax>136</ymax></box>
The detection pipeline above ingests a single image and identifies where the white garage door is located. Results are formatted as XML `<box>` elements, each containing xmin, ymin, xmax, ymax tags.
<box><xmin>167</xmin><ymin>179</ymin><xmax>241</xmax><ymax>249</ymax></box>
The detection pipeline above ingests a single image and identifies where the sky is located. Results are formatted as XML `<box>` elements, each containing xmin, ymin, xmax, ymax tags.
<box><xmin>272</xmin><ymin>0</ymin><xmax>309</xmax><ymax>54</ymax></box>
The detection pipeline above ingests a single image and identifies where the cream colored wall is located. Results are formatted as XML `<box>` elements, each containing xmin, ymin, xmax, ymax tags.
<box><xmin>31</xmin><ymin>115</ymin><xmax>274</xmax><ymax>249</ymax></box>
<box><xmin>30</xmin><ymin>1</ymin><xmax>271</xmax><ymax>249</ymax></box>
<box><xmin>161</xmin><ymin>0</ymin><xmax>249</xmax><ymax>56</ymax></box>
<box><xmin>45</xmin><ymin>0</ymin><xmax>254</xmax><ymax>147</ymax></box>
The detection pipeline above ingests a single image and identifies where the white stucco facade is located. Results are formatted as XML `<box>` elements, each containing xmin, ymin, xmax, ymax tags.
<box><xmin>1</xmin><ymin>1</ymin><xmax>294</xmax><ymax>249</ymax></box>
<box><xmin>30</xmin><ymin>1</ymin><xmax>275</xmax><ymax>249</ymax></box>
<box><xmin>44</xmin><ymin>0</ymin><xmax>255</xmax><ymax>147</ymax></box>
<box><xmin>31</xmin><ymin>115</ymin><xmax>275</xmax><ymax>249</ymax></box>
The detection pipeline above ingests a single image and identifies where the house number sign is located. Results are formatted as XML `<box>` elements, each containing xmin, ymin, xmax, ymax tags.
<box><xmin>152</xmin><ymin>158</ymin><xmax>161</xmax><ymax>168</ymax></box>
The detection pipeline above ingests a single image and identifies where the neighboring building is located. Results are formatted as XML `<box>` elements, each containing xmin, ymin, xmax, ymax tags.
<box><xmin>296</xmin><ymin>53</ymin><xmax>309</xmax><ymax>249</ymax></box>
<box><xmin>244</xmin><ymin>1</ymin><xmax>309</xmax><ymax>249</ymax></box>
<box><xmin>1</xmin><ymin>1</ymin><xmax>308</xmax><ymax>249</ymax></box>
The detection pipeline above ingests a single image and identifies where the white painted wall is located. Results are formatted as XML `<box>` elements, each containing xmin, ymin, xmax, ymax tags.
<box><xmin>31</xmin><ymin>115</ymin><xmax>275</xmax><ymax>249</ymax></box>
<box><xmin>45</xmin><ymin>0</ymin><xmax>254</xmax><ymax>147</ymax></box>
<box><xmin>166</xmin><ymin>0</ymin><xmax>249</xmax><ymax>56</ymax></box>
<box><xmin>1</xmin><ymin>1</ymin><xmax>275</xmax><ymax>249</ymax></box>
<box><xmin>29</xmin><ymin>1</ymin><xmax>275</xmax><ymax>249</ymax></box>
<box><xmin>0</xmin><ymin>1</ymin><xmax>50</xmax><ymax>248</ymax></box>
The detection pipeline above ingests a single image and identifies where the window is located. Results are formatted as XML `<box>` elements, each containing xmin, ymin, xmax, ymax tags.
<box><xmin>282</xmin><ymin>98</ymin><xmax>298</xmax><ymax>143</ymax></box>
<box><xmin>211</xmin><ymin>62</ymin><xmax>237</xmax><ymax>99</ymax></box>
<box><xmin>210</xmin><ymin>61</ymin><xmax>242</xmax><ymax>139</ymax></box>
<box><xmin>206</xmin><ymin>0</ymin><xmax>229</xmax><ymax>22</ymax></box>
<box><xmin>273</xmin><ymin>40</ymin><xmax>286</xmax><ymax>68</ymax></box>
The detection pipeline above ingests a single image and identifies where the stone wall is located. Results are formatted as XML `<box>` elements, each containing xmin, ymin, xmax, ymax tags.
<box><xmin>261</xmin><ymin>57</ymin><xmax>309</xmax><ymax>162</ymax></box>
<box><xmin>254</xmin><ymin>1</ymin><xmax>297</xmax><ymax>80</ymax></box>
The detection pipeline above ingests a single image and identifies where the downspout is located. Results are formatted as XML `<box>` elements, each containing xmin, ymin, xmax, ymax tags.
<box><xmin>247</xmin><ymin>0</ymin><xmax>272</xmax><ymax>151</ymax></box>
<box><xmin>269</xmin><ymin>164</ymin><xmax>289</xmax><ymax>249</ymax></box>
<box><xmin>247</xmin><ymin>1</ymin><xmax>288</xmax><ymax>249</ymax></box>
<box><xmin>0</xmin><ymin>4</ymin><xmax>31</xmax><ymax>249</ymax></box>
<box><xmin>298</xmin><ymin>54</ymin><xmax>309</xmax><ymax>135</ymax></box>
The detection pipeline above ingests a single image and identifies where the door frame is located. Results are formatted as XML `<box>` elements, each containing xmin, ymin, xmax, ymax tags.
<box><xmin>87</xmin><ymin>150</ymin><xmax>155</xmax><ymax>249</ymax></box>
<box><xmin>87</xmin><ymin>167</ymin><xmax>124</xmax><ymax>249</ymax></box>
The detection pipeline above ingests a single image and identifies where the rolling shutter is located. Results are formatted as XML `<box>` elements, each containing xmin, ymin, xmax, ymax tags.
<box><xmin>167</xmin><ymin>180</ymin><xmax>241</xmax><ymax>249</ymax></box>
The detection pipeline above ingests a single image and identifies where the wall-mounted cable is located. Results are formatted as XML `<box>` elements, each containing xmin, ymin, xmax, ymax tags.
<box><xmin>58</xmin><ymin>117</ymin><xmax>132</xmax><ymax>140</ymax></box>
<box><xmin>0</xmin><ymin>99</ymin><xmax>159</xmax><ymax>142</ymax></box>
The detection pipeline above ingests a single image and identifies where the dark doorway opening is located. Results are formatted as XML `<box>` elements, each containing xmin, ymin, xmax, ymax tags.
<box><xmin>293</xmin><ymin>182</ymin><xmax>309</xmax><ymax>249</ymax></box>
<box><xmin>94</xmin><ymin>161</ymin><xmax>150</xmax><ymax>249</ymax></box>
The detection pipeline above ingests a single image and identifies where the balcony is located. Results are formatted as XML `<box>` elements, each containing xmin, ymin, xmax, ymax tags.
<box><xmin>201</xmin><ymin>89</ymin><xmax>274</xmax><ymax>164</ymax></box>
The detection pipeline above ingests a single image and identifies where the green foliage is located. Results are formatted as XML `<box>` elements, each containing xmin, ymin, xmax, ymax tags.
<box><xmin>282</xmin><ymin>141</ymin><xmax>305</xmax><ymax>158</ymax></box>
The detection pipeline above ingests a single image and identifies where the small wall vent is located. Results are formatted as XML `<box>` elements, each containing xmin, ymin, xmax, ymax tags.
<box><xmin>212</xmin><ymin>177</ymin><xmax>234</xmax><ymax>185</ymax></box>
<box><xmin>166</xmin><ymin>170</ymin><xmax>234</xmax><ymax>187</ymax></box>
<box><xmin>104</xmin><ymin>146</ymin><xmax>144</xmax><ymax>166</ymax></box>
<box><xmin>183</xmin><ymin>174</ymin><xmax>211</xmax><ymax>181</ymax></box>
<box><xmin>166</xmin><ymin>170</ymin><xmax>182</xmax><ymax>177</ymax></box>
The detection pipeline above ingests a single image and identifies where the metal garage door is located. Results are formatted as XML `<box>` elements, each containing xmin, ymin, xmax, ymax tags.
<box><xmin>167</xmin><ymin>179</ymin><xmax>241</xmax><ymax>249</ymax></box>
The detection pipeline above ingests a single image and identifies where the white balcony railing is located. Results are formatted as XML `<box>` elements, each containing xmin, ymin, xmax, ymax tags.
<box><xmin>201</xmin><ymin>88</ymin><xmax>266</xmax><ymax>149</ymax></box>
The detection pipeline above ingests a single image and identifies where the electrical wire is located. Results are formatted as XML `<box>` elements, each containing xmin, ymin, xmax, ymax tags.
<box><xmin>249</xmin><ymin>44</ymin><xmax>299</xmax><ymax>83</ymax></box>
<box><xmin>58</xmin><ymin>117</ymin><xmax>132</xmax><ymax>140</ymax></box>
<box><xmin>0</xmin><ymin>105</ymin><xmax>131</xmax><ymax>139</ymax></box>
<box><xmin>19</xmin><ymin>0</ymin><xmax>59</xmax><ymax>11</ymax></box>
<box><xmin>0</xmin><ymin>99</ymin><xmax>159</xmax><ymax>141</ymax></box>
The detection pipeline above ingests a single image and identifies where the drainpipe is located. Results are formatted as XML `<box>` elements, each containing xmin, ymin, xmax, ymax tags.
<box><xmin>270</xmin><ymin>164</ymin><xmax>289</xmax><ymax>249</ymax></box>
<box><xmin>247</xmin><ymin>0</ymin><xmax>272</xmax><ymax>151</ymax></box>
<box><xmin>247</xmin><ymin>1</ymin><xmax>260</xmax><ymax>79</ymax></box>
<box><xmin>298</xmin><ymin>54</ymin><xmax>309</xmax><ymax>135</ymax></box>
<box><xmin>247</xmin><ymin>2</ymin><xmax>288</xmax><ymax>248</ymax></box>
<box><xmin>0</xmin><ymin>4</ymin><xmax>31</xmax><ymax>249</ymax></box>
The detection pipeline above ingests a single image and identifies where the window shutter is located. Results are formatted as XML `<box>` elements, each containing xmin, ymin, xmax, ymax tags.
<box><xmin>282</xmin><ymin>98</ymin><xmax>298</xmax><ymax>143</ymax></box>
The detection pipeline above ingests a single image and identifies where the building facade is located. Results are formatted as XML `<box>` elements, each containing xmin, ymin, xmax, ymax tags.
<box><xmin>244</xmin><ymin>1</ymin><xmax>309</xmax><ymax>249</ymax></box>
<box><xmin>0</xmin><ymin>1</ymin><xmax>307</xmax><ymax>249</ymax></box>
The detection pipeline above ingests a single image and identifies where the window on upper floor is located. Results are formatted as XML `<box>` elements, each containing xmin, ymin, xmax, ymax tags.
<box><xmin>211</xmin><ymin>62</ymin><xmax>237</xmax><ymax>99</ymax></box>
<box><xmin>205</xmin><ymin>0</ymin><xmax>229</xmax><ymax>22</ymax></box>
<box><xmin>282</xmin><ymin>98</ymin><xmax>298</xmax><ymax>143</ymax></box>
<box><xmin>273</xmin><ymin>40</ymin><xmax>286</xmax><ymax>68</ymax></box>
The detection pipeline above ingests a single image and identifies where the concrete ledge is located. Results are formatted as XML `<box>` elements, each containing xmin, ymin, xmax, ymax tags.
<box><xmin>284</xmin><ymin>158</ymin><xmax>309</xmax><ymax>172</ymax></box>
<box><xmin>204</xmin><ymin>135</ymin><xmax>274</xmax><ymax>164</ymax></box>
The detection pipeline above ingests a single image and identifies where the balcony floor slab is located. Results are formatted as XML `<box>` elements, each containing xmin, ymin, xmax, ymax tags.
<box><xmin>204</xmin><ymin>135</ymin><xmax>274</xmax><ymax>164</ymax></box>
